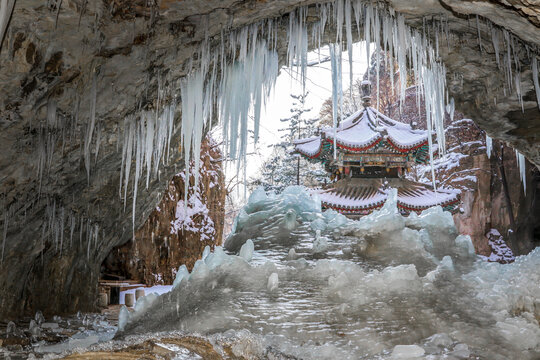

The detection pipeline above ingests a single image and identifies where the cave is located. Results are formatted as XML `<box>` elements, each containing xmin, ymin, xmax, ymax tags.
<box><xmin>0</xmin><ymin>0</ymin><xmax>539</xmax><ymax>358</ymax></box>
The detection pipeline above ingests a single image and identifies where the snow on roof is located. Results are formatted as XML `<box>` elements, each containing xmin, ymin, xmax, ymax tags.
<box><xmin>397</xmin><ymin>186</ymin><xmax>459</xmax><ymax>208</ymax></box>
<box><xmin>293</xmin><ymin>136</ymin><xmax>322</xmax><ymax>158</ymax></box>
<box><xmin>318</xmin><ymin>187</ymin><xmax>386</xmax><ymax>209</ymax></box>
<box><xmin>295</xmin><ymin>108</ymin><xmax>429</xmax><ymax>156</ymax></box>
<box><xmin>323</xmin><ymin>110</ymin><xmax>382</xmax><ymax>149</ymax></box>
<box><xmin>316</xmin><ymin>182</ymin><xmax>459</xmax><ymax>212</ymax></box>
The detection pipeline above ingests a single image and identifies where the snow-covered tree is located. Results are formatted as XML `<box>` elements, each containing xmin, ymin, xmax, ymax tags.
<box><xmin>250</xmin><ymin>93</ymin><xmax>329</xmax><ymax>192</ymax></box>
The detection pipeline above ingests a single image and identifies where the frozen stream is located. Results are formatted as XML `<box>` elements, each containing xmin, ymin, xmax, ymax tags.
<box><xmin>8</xmin><ymin>186</ymin><xmax>538</xmax><ymax>359</ymax></box>
<box><xmin>115</xmin><ymin>186</ymin><xmax>539</xmax><ymax>359</ymax></box>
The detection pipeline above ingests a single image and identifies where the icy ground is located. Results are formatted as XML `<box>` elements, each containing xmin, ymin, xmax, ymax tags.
<box><xmin>6</xmin><ymin>186</ymin><xmax>539</xmax><ymax>359</ymax></box>
<box><xmin>116</xmin><ymin>186</ymin><xmax>539</xmax><ymax>359</ymax></box>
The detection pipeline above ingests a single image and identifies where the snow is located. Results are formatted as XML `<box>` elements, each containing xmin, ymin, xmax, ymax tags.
<box><xmin>318</xmin><ymin>184</ymin><xmax>459</xmax><ymax>212</ymax></box>
<box><xmin>318</xmin><ymin>187</ymin><xmax>386</xmax><ymax>209</ymax></box>
<box><xmin>293</xmin><ymin>136</ymin><xmax>322</xmax><ymax>157</ymax></box>
<box><xmin>320</xmin><ymin>107</ymin><xmax>428</xmax><ymax>150</ymax></box>
<box><xmin>478</xmin><ymin>229</ymin><xmax>515</xmax><ymax>264</ymax></box>
<box><xmin>170</xmin><ymin>186</ymin><xmax>215</xmax><ymax>240</ymax></box>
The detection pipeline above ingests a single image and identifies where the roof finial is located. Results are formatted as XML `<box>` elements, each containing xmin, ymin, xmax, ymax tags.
<box><xmin>361</xmin><ymin>80</ymin><xmax>372</xmax><ymax>108</ymax></box>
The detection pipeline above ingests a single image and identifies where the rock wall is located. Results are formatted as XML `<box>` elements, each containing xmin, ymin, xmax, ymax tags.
<box><xmin>454</xmin><ymin>152</ymin><xmax>539</xmax><ymax>256</ymax></box>
<box><xmin>0</xmin><ymin>0</ymin><xmax>539</xmax><ymax>319</ymax></box>
<box><xmin>102</xmin><ymin>138</ymin><xmax>226</xmax><ymax>285</ymax></box>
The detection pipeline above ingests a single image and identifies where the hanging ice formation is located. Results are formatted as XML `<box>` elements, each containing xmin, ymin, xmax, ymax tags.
<box><xmin>173</xmin><ymin>0</ymin><xmax>459</xmax><ymax>196</ymax></box>
<box><xmin>0</xmin><ymin>0</ymin><xmax>15</xmax><ymax>53</ymax></box>
<box><xmin>119</xmin><ymin>105</ymin><xmax>176</xmax><ymax>233</ymax></box>
<box><xmin>179</xmin><ymin>23</ymin><xmax>278</xmax><ymax>199</ymax></box>
<box><xmin>515</xmin><ymin>150</ymin><xmax>527</xmax><ymax>194</ymax></box>
<box><xmin>84</xmin><ymin>72</ymin><xmax>97</xmax><ymax>182</ymax></box>
<box><xmin>329</xmin><ymin>43</ymin><xmax>342</xmax><ymax>159</ymax></box>
<box><xmin>486</xmin><ymin>134</ymin><xmax>492</xmax><ymax>159</ymax></box>
<box><xmin>113</xmin><ymin>1</ymin><xmax>540</xmax><ymax>234</ymax></box>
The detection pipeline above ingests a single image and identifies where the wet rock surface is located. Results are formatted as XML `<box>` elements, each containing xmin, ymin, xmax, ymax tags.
<box><xmin>0</xmin><ymin>0</ymin><xmax>539</xmax><ymax>319</ymax></box>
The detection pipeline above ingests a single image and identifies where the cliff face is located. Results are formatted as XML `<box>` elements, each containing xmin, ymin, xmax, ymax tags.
<box><xmin>0</xmin><ymin>0</ymin><xmax>539</xmax><ymax>319</ymax></box>
<box><xmin>453</xmin><ymin>146</ymin><xmax>540</xmax><ymax>257</ymax></box>
<box><xmin>417</xmin><ymin>117</ymin><xmax>539</xmax><ymax>257</ymax></box>
<box><xmin>103</xmin><ymin>138</ymin><xmax>226</xmax><ymax>285</ymax></box>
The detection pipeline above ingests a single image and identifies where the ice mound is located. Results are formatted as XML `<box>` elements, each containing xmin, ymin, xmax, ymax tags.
<box><xmin>267</xmin><ymin>273</ymin><xmax>279</xmax><ymax>292</ymax></box>
<box><xmin>239</xmin><ymin>239</ymin><xmax>255</xmax><ymax>262</ymax></box>
<box><xmin>116</xmin><ymin>186</ymin><xmax>539</xmax><ymax>360</ymax></box>
<box><xmin>312</xmin><ymin>230</ymin><xmax>328</xmax><ymax>254</ymax></box>
<box><xmin>224</xmin><ymin>185</ymin><xmax>321</xmax><ymax>251</ymax></box>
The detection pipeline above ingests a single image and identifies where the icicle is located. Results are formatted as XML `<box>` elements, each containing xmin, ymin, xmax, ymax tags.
<box><xmin>345</xmin><ymin>0</ymin><xmax>353</xmax><ymax>98</ymax></box>
<box><xmin>287</xmin><ymin>8</ymin><xmax>308</xmax><ymax>93</ymax></box>
<box><xmin>0</xmin><ymin>0</ymin><xmax>16</xmax><ymax>54</ymax></box>
<box><xmin>84</xmin><ymin>72</ymin><xmax>97</xmax><ymax>182</ymax></box>
<box><xmin>515</xmin><ymin>150</ymin><xmax>527</xmax><ymax>194</ymax></box>
<box><xmin>145</xmin><ymin>111</ymin><xmax>154</xmax><ymax>188</ymax></box>
<box><xmin>59</xmin><ymin>207</ymin><xmax>64</xmax><ymax>256</ymax></box>
<box><xmin>446</xmin><ymin>97</ymin><xmax>455</xmax><ymax>123</ymax></box>
<box><xmin>486</xmin><ymin>134</ymin><xmax>492</xmax><ymax>158</ymax></box>
<box><xmin>364</xmin><ymin>4</ymin><xmax>372</xmax><ymax>70</ymax></box>
<box><xmin>476</xmin><ymin>15</ymin><xmax>482</xmax><ymax>53</ymax></box>
<box><xmin>69</xmin><ymin>213</ymin><xmax>75</xmax><ymax>248</ymax></box>
<box><xmin>491</xmin><ymin>28</ymin><xmax>500</xmax><ymax>68</ymax></box>
<box><xmin>1</xmin><ymin>205</ymin><xmax>7</xmax><ymax>264</ymax></box>
<box><xmin>94</xmin><ymin>122</ymin><xmax>101</xmax><ymax>164</ymax></box>
<box><xmin>133</xmin><ymin>118</ymin><xmax>143</xmax><ymax>235</ymax></box>
<box><xmin>532</xmin><ymin>56</ymin><xmax>540</xmax><ymax>110</ymax></box>
<box><xmin>329</xmin><ymin>43</ymin><xmax>341</xmax><ymax>159</ymax></box>
<box><xmin>374</xmin><ymin>8</ymin><xmax>381</xmax><ymax>111</ymax></box>
<box><xmin>122</xmin><ymin>118</ymin><xmax>134</xmax><ymax>209</ymax></box>
<box><xmin>515</xmin><ymin>72</ymin><xmax>524</xmax><ymax>112</ymax></box>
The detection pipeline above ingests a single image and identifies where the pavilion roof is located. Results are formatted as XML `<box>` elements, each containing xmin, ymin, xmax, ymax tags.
<box><xmin>294</xmin><ymin>107</ymin><xmax>430</xmax><ymax>158</ymax></box>
<box><xmin>316</xmin><ymin>179</ymin><xmax>460</xmax><ymax>215</ymax></box>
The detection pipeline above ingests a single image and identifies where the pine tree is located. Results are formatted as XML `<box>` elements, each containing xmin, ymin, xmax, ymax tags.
<box><xmin>251</xmin><ymin>92</ymin><xmax>329</xmax><ymax>192</ymax></box>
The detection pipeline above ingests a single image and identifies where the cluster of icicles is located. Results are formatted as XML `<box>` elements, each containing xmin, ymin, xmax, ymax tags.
<box><xmin>3</xmin><ymin>0</ymin><xmax>540</xmax><ymax>255</ymax></box>
<box><xmin>1</xmin><ymin>196</ymin><xmax>102</xmax><ymax>265</ymax></box>
<box><xmin>180</xmin><ymin>0</ymin><xmax>455</xmax><ymax>195</ymax></box>
<box><xmin>177</xmin><ymin>0</ymin><xmax>540</xmax><ymax>197</ymax></box>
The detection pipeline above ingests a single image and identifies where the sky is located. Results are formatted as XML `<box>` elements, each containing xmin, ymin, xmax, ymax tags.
<box><xmin>220</xmin><ymin>42</ymin><xmax>372</xmax><ymax>200</ymax></box>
